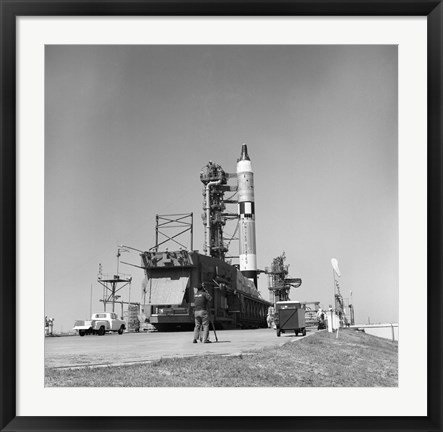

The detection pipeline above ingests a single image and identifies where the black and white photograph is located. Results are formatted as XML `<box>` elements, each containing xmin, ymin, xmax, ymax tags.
<box><xmin>2</xmin><ymin>5</ymin><xmax>441</xmax><ymax>429</ymax></box>
<box><xmin>44</xmin><ymin>44</ymin><xmax>399</xmax><ymax>388</ymax></box>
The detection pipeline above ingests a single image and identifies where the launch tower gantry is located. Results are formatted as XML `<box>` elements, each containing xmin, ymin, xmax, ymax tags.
<box><xmin>200</xmin><ymin>161</ymin><xmax>238</xmax><ymax>261</ymax></box>
<box><xmin>265</xmin><ymin>252</ymin><xmax>302</xmax><ymax>304</ymax></box>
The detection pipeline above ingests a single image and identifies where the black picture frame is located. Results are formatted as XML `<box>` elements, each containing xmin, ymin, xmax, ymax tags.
<box><xmin>1</xmin><ymin>1</ymin><xmax>441</xmax><ymax>431</ymax></box>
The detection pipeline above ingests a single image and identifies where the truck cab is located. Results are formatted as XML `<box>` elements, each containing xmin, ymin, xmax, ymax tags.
<box><xmin>73</xmin><ymin>312</ymin><xmax>126</xmax><ymax>336</ymax></box>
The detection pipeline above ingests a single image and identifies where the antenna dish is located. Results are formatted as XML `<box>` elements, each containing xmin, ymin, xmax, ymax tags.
<box><xmin>331</xmin><ymin>258</ymin><xmax>341</xmax><ymax>277</ymax></box>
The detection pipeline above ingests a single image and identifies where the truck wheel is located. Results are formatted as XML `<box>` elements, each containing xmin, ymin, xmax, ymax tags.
<box><xmin>302</xmin><ymin>328</ymin><xmax>306</xmax><ymax>336</ymax></box>
<box><xmin>118</xmin><ymin>326</ymin><xmax>124</xmax><ymax>335</ymax></box>
<box><xmin>79</xmin><ymin>330</ymin><xmax>85</xmax><ymax>337</ymax></box>
<box><xmin>295</xmin><ymin>330</ymin><xmax>298</xmax><ymax>336</ymax></box>
<box><xmin>98</xmin><ymin>326</ymin><xmax>105</xmax><ymax>336</ymax></box>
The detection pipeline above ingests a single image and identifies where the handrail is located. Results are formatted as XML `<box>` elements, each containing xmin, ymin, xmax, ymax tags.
<box><xmin>350</xmin><ymin>323</ymin><xmax>398</xmax><ymax>341</ymax></box>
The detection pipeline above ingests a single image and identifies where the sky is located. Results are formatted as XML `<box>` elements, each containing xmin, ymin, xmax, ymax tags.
<box><xmin>45</xmin><ymin>45</ymin><xmax>398</xmax><ymax>333</ymax></box>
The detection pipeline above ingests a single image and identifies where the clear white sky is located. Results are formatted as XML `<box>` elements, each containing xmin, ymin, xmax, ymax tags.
<box><xmin>45</xmin><ymin>45</ymin><xmax>398</xmax><ymax>332</ymax></box>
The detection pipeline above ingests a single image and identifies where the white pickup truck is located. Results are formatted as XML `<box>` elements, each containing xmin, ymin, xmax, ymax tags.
<box><xmin>73</xmin><ymin>312</ymin><xmax>126</xmax><ymax>336</ymax></box>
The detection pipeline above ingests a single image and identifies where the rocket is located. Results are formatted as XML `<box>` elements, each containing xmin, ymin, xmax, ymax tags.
<box><xmin>237</xmin><ymin>144</ymin><xmax>258</xmax><ymax>287</ymax></box>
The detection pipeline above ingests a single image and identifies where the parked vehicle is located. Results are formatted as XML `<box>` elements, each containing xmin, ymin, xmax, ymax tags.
<box><xmin>73</xmin><ymin>312</ymin><xmax>126</xmax><ymax>336</ymax></box>
<box><xmin>275</xmin><ymin>301</ymin><xmax>306</xmax><ymax>337</ymax></box>
<box><xmin>140</xmin><ymin>250</ymin><xmax>271</xmax><ymax>331</ymax></box>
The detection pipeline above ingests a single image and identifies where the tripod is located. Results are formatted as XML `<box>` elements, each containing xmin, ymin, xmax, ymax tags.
<box><xmin>198</xmin><ymin>315</ymin><xmax>218</xmax><ymax>342</ymax></box>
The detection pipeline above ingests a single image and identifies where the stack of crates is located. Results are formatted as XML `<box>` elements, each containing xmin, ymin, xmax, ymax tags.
<box><xmin>124</xmin><ymin>304</ymin><xmax>140</xmax><ymax>332</ymax></box>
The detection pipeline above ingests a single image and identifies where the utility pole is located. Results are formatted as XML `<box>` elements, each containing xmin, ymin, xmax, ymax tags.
<box><xmin>90</xmin><ymin>284</ymin><xmax>93</xmax><ymax>317</ymax></box>
<box><xmin>350</xmin><ymin>290</ymin><xmax>354</xmax><ymax>325</ymax></box>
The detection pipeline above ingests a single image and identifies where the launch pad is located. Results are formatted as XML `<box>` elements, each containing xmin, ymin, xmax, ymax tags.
<box><xmin>85</xmin><ymin>144</ymin><xmax>352</xmax><ymax>333</ymax></box>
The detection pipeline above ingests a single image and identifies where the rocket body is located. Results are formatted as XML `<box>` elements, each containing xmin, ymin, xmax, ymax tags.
<box><xmin>236</xmin><ymin>144</ymin><xmax>258</xmax><ymax>287</ymax></box>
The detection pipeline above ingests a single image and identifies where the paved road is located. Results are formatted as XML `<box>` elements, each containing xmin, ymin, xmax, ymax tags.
<box><xmin>45</xmin><ymin>328</ymin><xmax>313</xmax><ymax>369</ymax></box>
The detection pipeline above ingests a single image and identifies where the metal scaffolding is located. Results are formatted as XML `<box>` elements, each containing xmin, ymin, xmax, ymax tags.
<box><xmin>265</xmin><ymin>252</ymin><xmax>302</xmax><ymax>304</ymax></box>
<box><xmin>200</xmin><ymin>161</ymin><xmax>238</xmax><ymax>261</ymax></box>
<box><xmin>152</xmin><ymin>213</ymin><xmax>193</xmax><ymax>252</ymax></box>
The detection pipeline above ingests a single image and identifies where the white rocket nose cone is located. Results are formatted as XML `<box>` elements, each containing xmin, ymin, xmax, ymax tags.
<box><xmin>239</xmin><ymin>144</ymin><xmax>250</xmax><ymax>161</ymax></box>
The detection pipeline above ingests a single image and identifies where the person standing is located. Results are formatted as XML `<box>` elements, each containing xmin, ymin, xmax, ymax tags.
<box><xmin>193</xmin><ymin>282</ymin><xmax>212</xmax><ymax>343</ymax></box>
<box><xmin>266</xmin><ymin>305</ymin><xmax>275</xmax><ymax>328</ymax></box>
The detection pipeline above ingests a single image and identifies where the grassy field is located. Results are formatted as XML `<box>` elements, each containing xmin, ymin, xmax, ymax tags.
<box><xmin>45</xmin><ymin>329</ymin><xmax>398</xmax><ymax>387</ymax></box>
